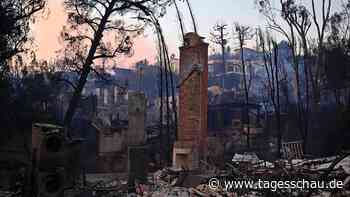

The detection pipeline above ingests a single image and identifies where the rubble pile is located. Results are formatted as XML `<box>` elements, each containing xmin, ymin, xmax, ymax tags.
<box><xmin>150</xmin><ymin>168</ymin><xmax>191</xmax><ymax>197</ymax></box>
<box><xmin>63</xmin><ymin>174</ymin><xmax>128</xmax><ymax>197</ymax></box>
<box><xmin>222</xmin><ymin>153</ymin><xmax>350</xmax><ymax>196</ymax></box>
<box><xmin>3</xmin><ymin>153</ymin><xmax>348</xmax><ymax>196</ymax></box>
<box><xmin>60</xmin><ymin>152</ymin><xmax>350</xmax><ymax>196</ymax></box>
<box><xmin>144</xmin><ymin>153</ymin><xmax>350</xmax><ymax>197</ymax></box>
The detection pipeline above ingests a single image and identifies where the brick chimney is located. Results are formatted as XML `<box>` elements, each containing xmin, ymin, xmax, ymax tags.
<box><xmin>173</xmin><ymin>32</ymin><xmax>209</xmax><ymax>170</ymax></box>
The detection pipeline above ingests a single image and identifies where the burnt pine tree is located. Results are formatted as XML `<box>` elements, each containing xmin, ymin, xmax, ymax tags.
<box><xmin>280</xmin><ymin>1</ymin><xmax>313</xmax><ymax>151</ymax></box>
<box><xmin>326</xmin><ymin>2</ymin><xmax>350</xmax><ymax>107</ymax></box>
<box><xmin>234</xmin><ymin>23</ymin><xmax>254</xmax><ymax>149</ymax></box>
<box><xmin>258</xmin><ymin>29</ymin><xmax>283</xmax><ymax>158</ymax></box>
<box><xmin>210</xmin><ymin>23</ymin><xmax>229</xmax><ymax>73</ymax></box>
<box><xmin>256</xmin><ymin>0</ymin><xmax>311</xmax><ymax>153</ymax></box>
<box><xmin>0</xmin><ymin>0</ymin><xmax>46</xmax><ymax>76</ymax></box>
<box><xmin>311</xmin><ymin>0</ymin><xmax>332</xmax><ymax>104</ymax></box>
<box><xmin>61</xmin><ymin>0</ymin><xmax>172</xmax><ymax>135</ymax></box>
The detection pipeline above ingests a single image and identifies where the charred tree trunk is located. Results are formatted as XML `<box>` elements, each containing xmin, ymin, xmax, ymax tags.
<box><xmin>185</xmin><ymin>0</ymin><xmax>197</xmax><ymax>33</ymax></box>
<box><xmin>290</xmin><ymin>46</ymin><xmax>305</xmax><ymax>152</ymax></box>
<box><xmin>301</xmin><ymin>37</ymin><xmax>310</xmax><ymax>154</ymax></box>
<box><xmin>273</xmin><ymin>43</ymin><xmax>282</xmax><ymax>158</ymax></box>
<box><xmin>173</xmin><ymin>0</ymin><xmax>185</xmax><ymax>42</ymax></box>
<box><xmin>259</xmin><ymin>31</ymin><xmax>283</xmax><ymax>158</ymax></box>
<box><xmin>157</xmin><ymin>36</ymin><xmax>164</xmax><ymax>166</ymax></box>
<box><xmin>164</xmin><ymin>45</ymin><xmax>171</xmax><ymax>165</ymax></box>
<box><xmin>63</xmin><ymin>1</ymin><xmax>116</xmax><ymax>136</ymax></box>
<box><xmin>221</xmin><ymin>29</ymin><xmax>226</xmax><ymax>71</ymax></box>
<box><xmin>240</xmin><ymin>44</ymin><xmax>250</xmax><ymax>149</ymax></box>
<box><xmin>163</xmin><ymin>42</ymin><xmax>178</xmax><ymax>141</ymax></box>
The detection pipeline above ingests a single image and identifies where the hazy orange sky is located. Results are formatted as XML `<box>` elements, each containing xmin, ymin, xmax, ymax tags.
<box><xmin>31</xmin><ymin>1</ymin><xmax>160</xmax><ymax>68</ymax></box>
<box><xmin>31</xmin><ymin>0</ymin><xmax>266</xmax><ymax>68</ymax></box>
<box><xmin>31</xmin><ymin>1</ymin><xmax>66</xmax><ymax>61</ymax></box>
<box><xmin>32</xmin><ymin>0</ymin><xmax>336</xmax><ymax>68</ymax></box>
<box><xmin>36</xmin><ymin>0</ymin><xmax>341</xmax><ymax>67</ymax></box>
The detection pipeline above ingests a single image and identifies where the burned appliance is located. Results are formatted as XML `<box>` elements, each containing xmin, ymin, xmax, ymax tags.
<box><xmin>32</xmin><ymin>123</ymin><xmax>81</xmax><ymax>197</ymax></box>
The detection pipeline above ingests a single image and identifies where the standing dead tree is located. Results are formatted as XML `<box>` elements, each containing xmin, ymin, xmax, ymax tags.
<box><xmin>257</xmin><ymin>0</ymin><xmax>350</xmax><ymax>155</ymax></box>
<box><xmin>258</xmin><ymin>29</ymin><xmax>283</xmax><ymax>158</ymax></box>
<box><xmin>210</xmin><ymin>23</ymin><xmax>229</xmax><ymax>73</ymax></box>
<box><xmin>280</xmin><ymin>0</ymin><xmax>313</xmax><ymax>152</ymax></box>
<box><xmin>138</xmin><ymin>10</ymin><xmax>178</xmax><ymax>165</ymax></box>
<box><xmin>327</xmin><ymin>1</ymin><xmax>350</xmax><ymax>108</ymax></box>
<box><xmin>311</xmin><ymin>0</ymin><xmax>332</xmax><ymax>105</ymax></box>
<box><xmin>159</xmin><ymin>20</ymin><xmax>178</xmax><ymax>166</ymax></box>
<box><xmin>61</xmin><ymin>0</ymin><xmax>172</xmax><ymax>136</ymax></box>
<box><xmin>256</xmin><ymin>0</ymin><xmax>310</xmax><ymax>153</ymax></box>
<box><xmin>234</xmin><ymin>23</ymin><xmax>254</xmax><ymax>149</ymax></box>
